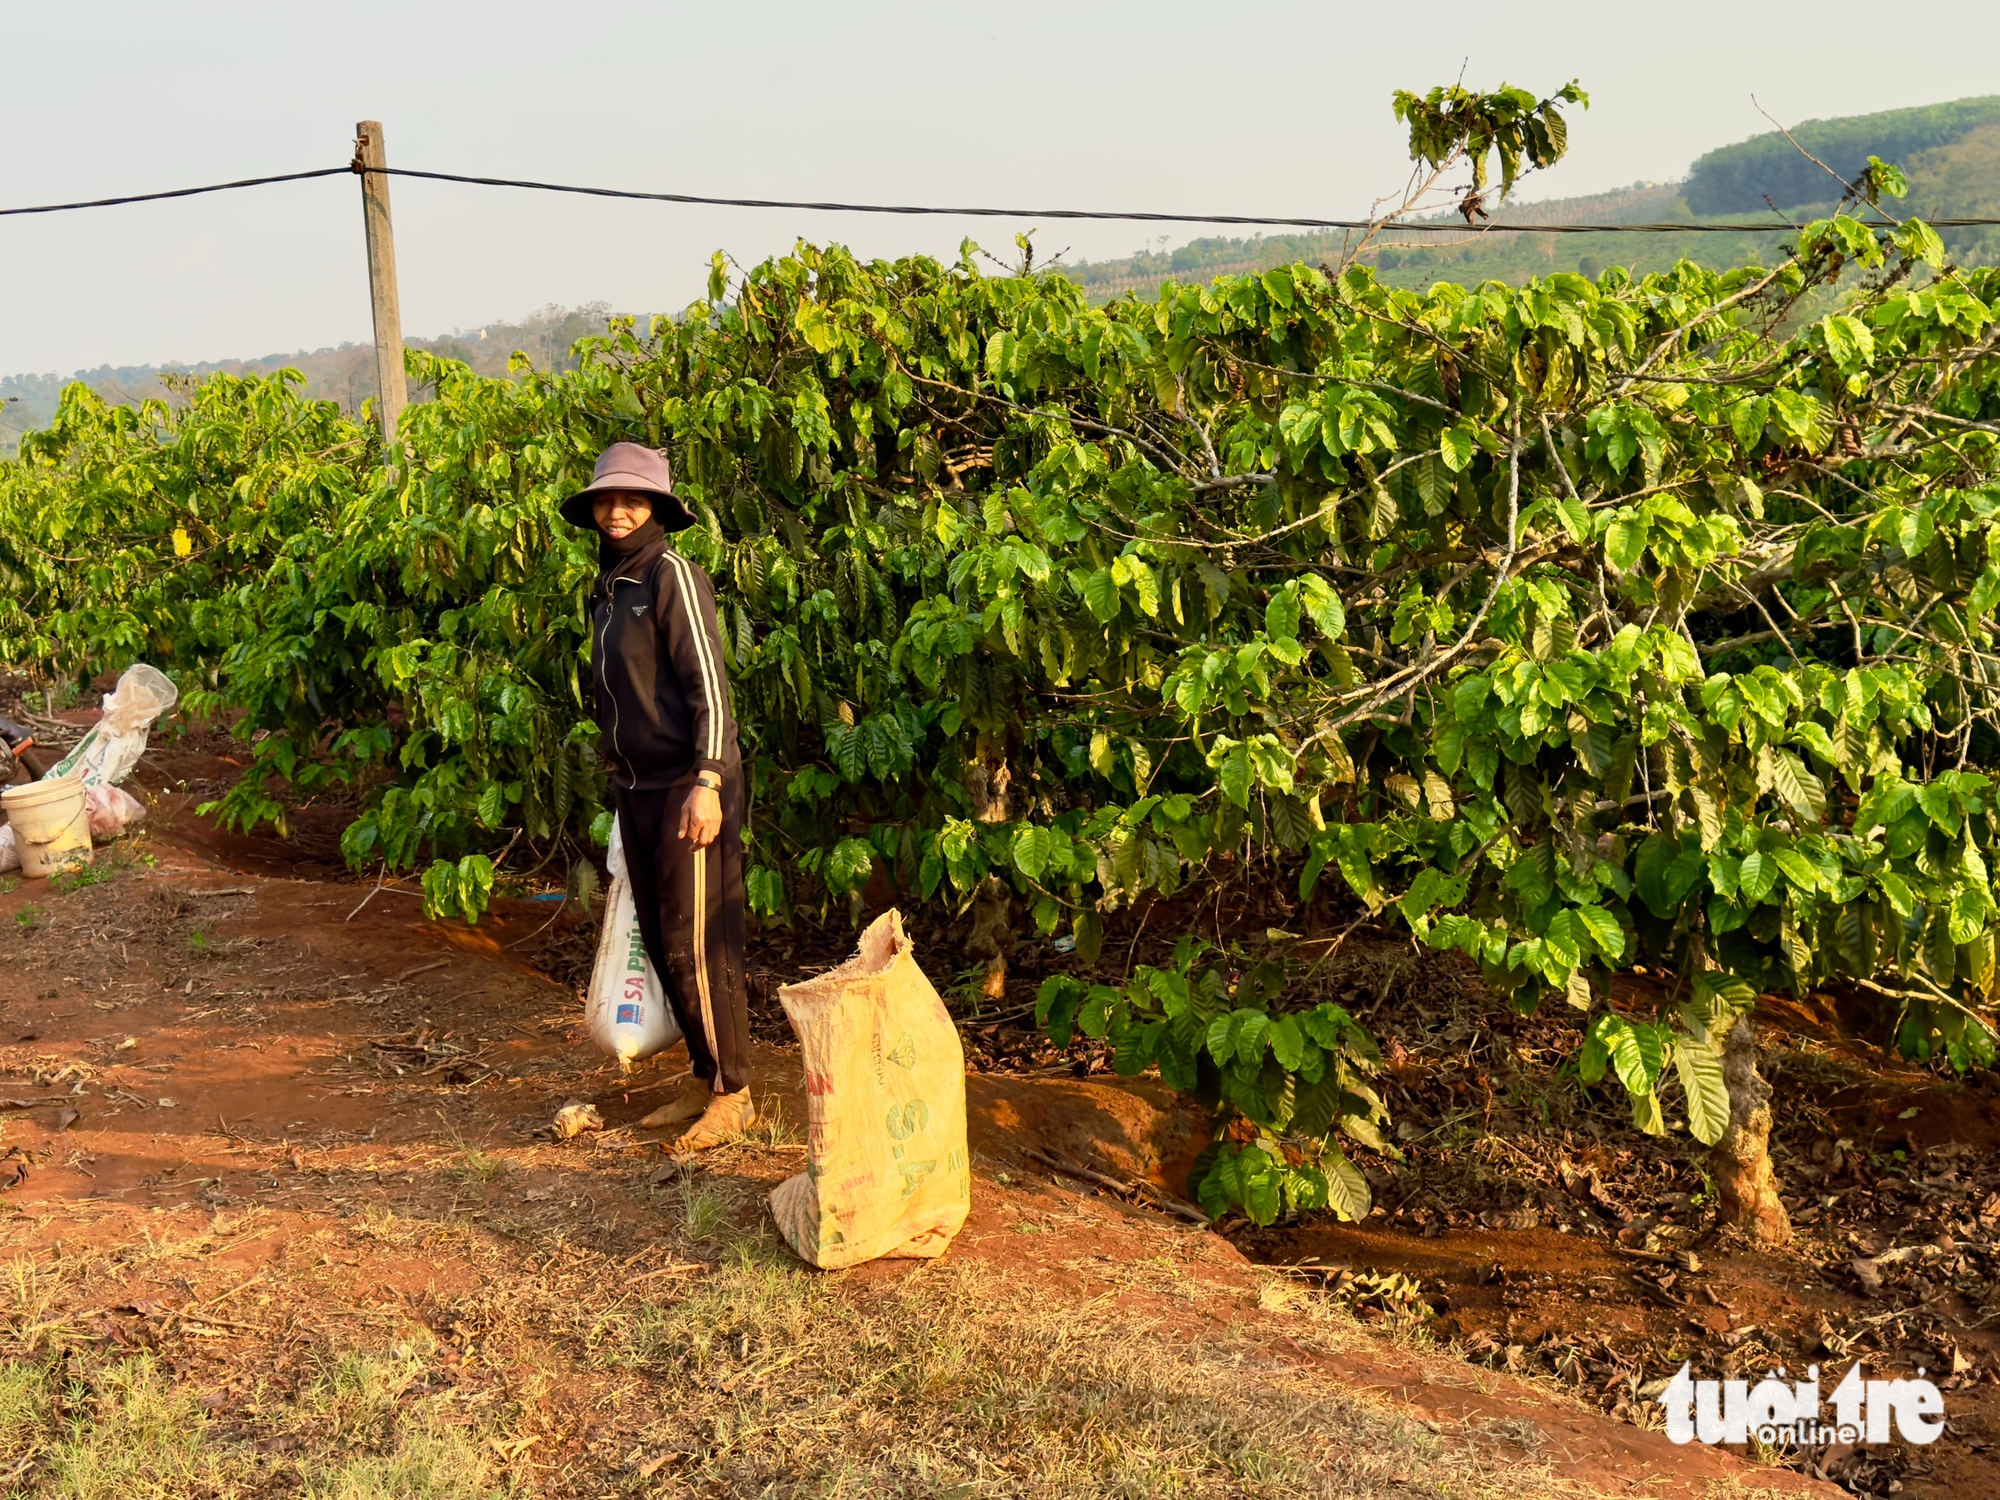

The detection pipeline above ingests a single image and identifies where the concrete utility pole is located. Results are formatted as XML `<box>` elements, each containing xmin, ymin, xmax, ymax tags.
<box><xmin>353</xmin><ymin>120</ymin><xmax>407</xmax><ymax>447</ymax></box>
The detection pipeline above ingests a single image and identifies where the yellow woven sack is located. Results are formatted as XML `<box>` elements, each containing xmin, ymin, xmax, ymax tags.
<box><xmin>769</xmin><ymin>911</ymin><xmax>970</xmax><ymax>1268</ymax></box>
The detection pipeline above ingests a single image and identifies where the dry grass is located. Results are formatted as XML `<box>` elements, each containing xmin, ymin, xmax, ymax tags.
<box><xmin>0</xmin><ymin>1185</ymin><xmax>1597</xmax><ymax>1500</ymax></box>
<box><xmin>0</xmin><ymin>1346</ymin><xmax>507</xmax><ymax>1500</ymax></box>
<box><xmin>586</xmin><ymin>1241</ymin><xmax>1529</xmax><ymax>1498</ymax></box>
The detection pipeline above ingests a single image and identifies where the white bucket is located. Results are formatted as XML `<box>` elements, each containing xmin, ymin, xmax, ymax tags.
<box><xmin>1</xmin><ymin>775</ymin><xmax>93</xmax><ymax>878</ymax></box>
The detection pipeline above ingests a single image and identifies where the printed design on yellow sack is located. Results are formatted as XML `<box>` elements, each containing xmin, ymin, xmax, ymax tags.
<box><xmin>770</xmin><ymin>910</ymin><xmax>970</xmax><ymax>1269</ymax></box>
<box><xmin>887</xmin><ymin>1098</ymin><xmax>935</xmax><ymax>1199</ymax></box>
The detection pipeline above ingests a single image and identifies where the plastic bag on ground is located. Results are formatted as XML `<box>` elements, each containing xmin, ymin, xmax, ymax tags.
<box><xmin>769</xmin><ymin>910</ymin><xmax>970</xmax><ymax>1269</ymax></box>
<box><xmin>583</xmin><ymin>820</ymin><xmax>681</xmax><ymax>1070</ymax></box>
<box><xmin>48</xmin><ymin>663</ymin><xmax>179</xmax><ymax>789</ymax></box>
<box><xmin>0</xmin><ymin>824</ymin><xmax>15</xmax><ymax>875</ymax></box>
<box><xmin>84</xmin><ymin>783</ymin><xmax>147</xmax><ymax>842</ymax></box>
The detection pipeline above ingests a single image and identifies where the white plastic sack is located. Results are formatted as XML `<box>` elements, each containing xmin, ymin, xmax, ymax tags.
<box><xmin>0</xmin><ymin>824</ymin><xmax>16</xmax><ymax>875</ymax></box>
<box><xmin>48</xmin><ymin>663</ymin><xmax>179</xmax><ymax>789</ymax></box>
<box><xmin>584</xmin><ymin>820</ymin><xmax>681</xmax><ymax>1070</ymax></box>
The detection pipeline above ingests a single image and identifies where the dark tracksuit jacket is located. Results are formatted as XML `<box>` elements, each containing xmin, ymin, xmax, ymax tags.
<box><xmin>592</xmin><ymin>535</ymin><xmax>750</xmax><ymax>1096</ymax></box>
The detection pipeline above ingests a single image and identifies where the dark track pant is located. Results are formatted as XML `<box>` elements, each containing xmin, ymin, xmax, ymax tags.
<box><xmin>615</xmin><ymin>772</ymin><xmax>751</xmax><ymax>1095</ymax></box>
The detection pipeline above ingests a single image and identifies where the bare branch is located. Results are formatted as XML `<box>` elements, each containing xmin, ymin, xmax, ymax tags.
<box><xmin>1189</xmin><ymin>472</ymin><xmax>1277</xmax><ymax>496</ymax></box>
<box><xmin>1750</xmin><ymin>95</ymin><xmax>1903</xmax><ymax>226</ymax></box>
<box><xmin>1879</xmin><ymin>402</ymin><xmax>2000</xmax><ymax>441</ymax></box>
<box><xmin>906</xmin><ymin>371</ymin><xmax>1194</xmax><ymax>479</ymax></box>
<box><xmin>1310</xmin><ymin>392</ymin><xmax>1524</xmax><ymax>739</ymax></box>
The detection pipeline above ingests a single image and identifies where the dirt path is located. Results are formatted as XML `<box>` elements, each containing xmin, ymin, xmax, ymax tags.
<box><xmin>0</xmin><ymin>765</ymin><xmax>1850</xmax><ymax>1497</ymax></box>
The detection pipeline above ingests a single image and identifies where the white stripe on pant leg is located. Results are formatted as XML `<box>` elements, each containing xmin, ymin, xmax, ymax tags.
<box><xmin>691</xmin><ymin>831</ymin><xmax>719</xmax><ymax>1091</ymax></box>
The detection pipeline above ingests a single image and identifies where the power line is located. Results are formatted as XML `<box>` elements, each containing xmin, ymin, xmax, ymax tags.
<box><xmin>0</xmin><ymin>168</ymin><xmax>350</xmax><ymax>218</ymax></box>
<box><xmin>4</xmin><ymin>161</ymin><xmax>2000</xmax><ymax>235</ymax></box>
<box><xmin>362</xmin><ymin>167</ymin><xmax>1994</xmax><ymax>235</ymax></box>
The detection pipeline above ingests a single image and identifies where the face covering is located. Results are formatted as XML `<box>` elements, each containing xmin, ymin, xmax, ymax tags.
<box><xmin>597</xmin><ymin>516</ymin><xmax>665</xmax><ymax>572</ymax></box>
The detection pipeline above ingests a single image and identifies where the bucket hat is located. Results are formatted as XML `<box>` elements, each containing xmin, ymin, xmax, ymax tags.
<box><xmin>559</xmin><ymin>442</ymin><xmax>695</xmax><ymax>531</ymax></box>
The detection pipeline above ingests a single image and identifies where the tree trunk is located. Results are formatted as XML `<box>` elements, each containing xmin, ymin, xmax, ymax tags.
<box><xmin>1708</xmin><ymin>1017</ymin><xmax>1792</xmax><ymax>1247</ymax></box>
<box><xmin>964</xmin><ymin>736</ymin><xmax>1013</xmax><ymax>824</ymax></box>
<box><xmin>964</xmin><ymin>875</ymin><xmax>1014</xmax><ymax>1000</ymax></box>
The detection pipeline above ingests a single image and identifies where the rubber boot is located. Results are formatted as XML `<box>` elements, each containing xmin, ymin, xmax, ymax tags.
<box><xmin>672</xmin><ymin>1087</ymin><xmax>757</xmax><ymax>1153</ymax></box>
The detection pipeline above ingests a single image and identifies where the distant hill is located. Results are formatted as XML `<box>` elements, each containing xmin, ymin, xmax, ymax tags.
<box><xmin>1055</xmin><ymin>95</ymin><xmax>2000</xmax><ymax>302</ymax></box>
<box><xmin>1686</xmin><ymin>96</ymin><xmax>2000</xmax><ymax>212</ymax></box>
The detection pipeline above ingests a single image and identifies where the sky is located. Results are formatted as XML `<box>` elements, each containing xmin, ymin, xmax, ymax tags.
<box><xmin>5</xmin><ymin>0</ymin><xmax>2000</xmax><ymax>377</ymax></box>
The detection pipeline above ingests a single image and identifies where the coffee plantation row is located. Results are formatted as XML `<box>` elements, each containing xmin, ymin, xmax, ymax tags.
<box><xmin>4</xmin><ymin>154</ymin><xmax>1997</xmax><ymax>1224</ymax></box>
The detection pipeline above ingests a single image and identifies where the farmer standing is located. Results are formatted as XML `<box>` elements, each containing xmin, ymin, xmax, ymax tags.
<box><xmin>562</xmin><ymin>443</ymin><xmax>755</xmax><ymax>1150</ymax></box>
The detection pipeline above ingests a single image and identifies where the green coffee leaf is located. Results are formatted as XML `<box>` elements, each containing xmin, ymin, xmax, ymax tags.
<box><xmin>1675</xmin><ymin>1042</ymin><xmax>1730</xmax><ymax>1145</ymax></box>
